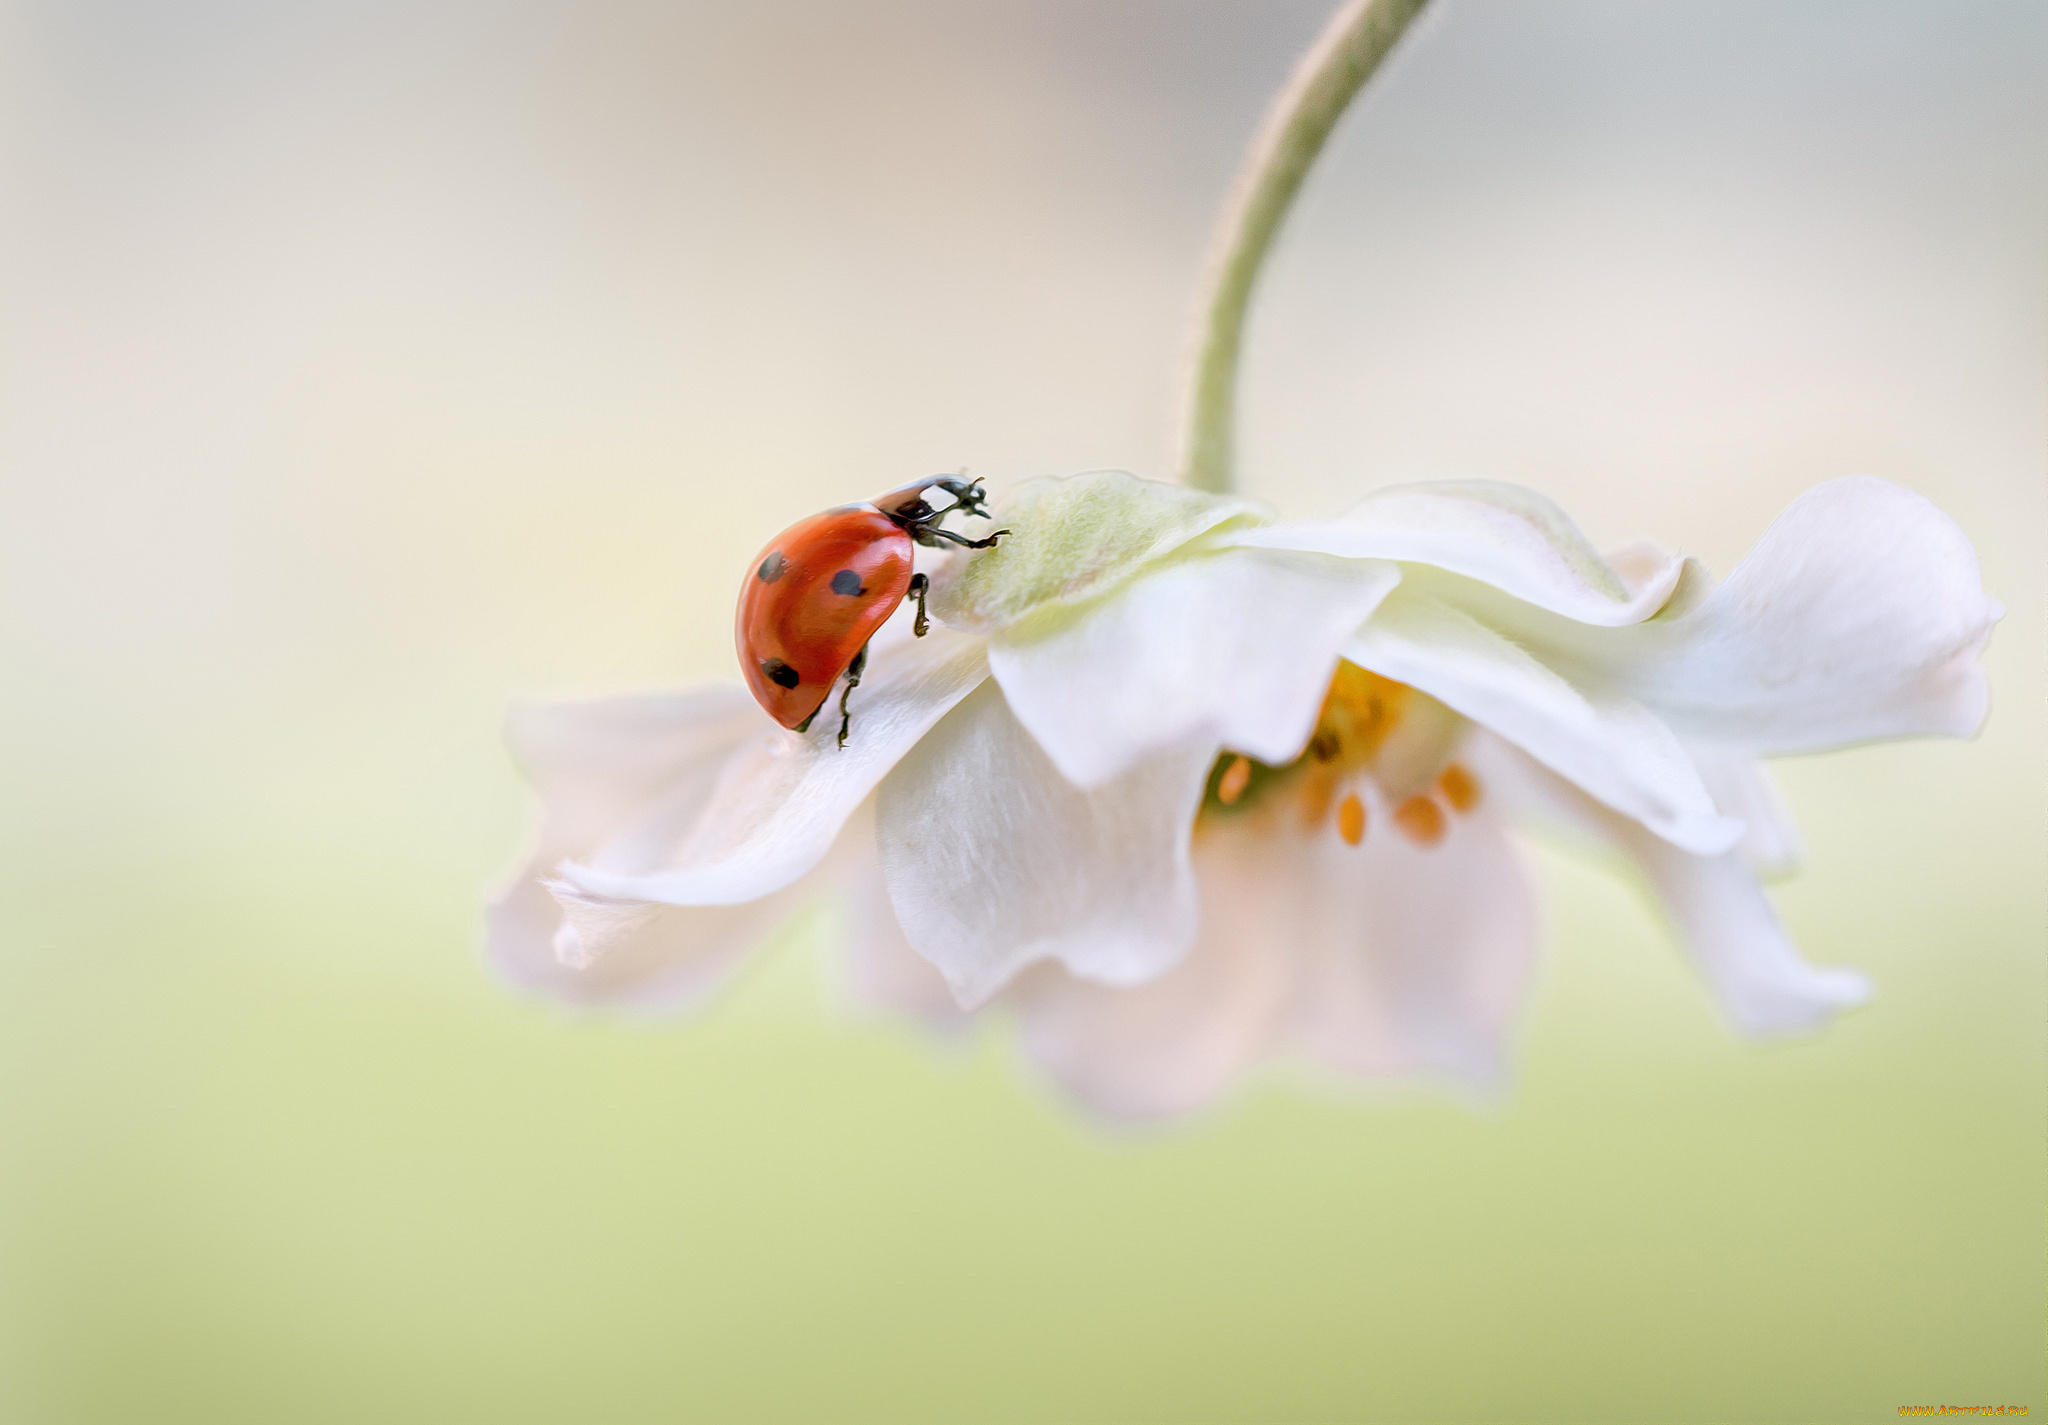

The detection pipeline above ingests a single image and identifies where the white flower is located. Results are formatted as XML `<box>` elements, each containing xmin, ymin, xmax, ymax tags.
<box><xmin>485</xmin><ymin>471</ymin><xmax>1997</xmax><ymax>1118</ymax></box>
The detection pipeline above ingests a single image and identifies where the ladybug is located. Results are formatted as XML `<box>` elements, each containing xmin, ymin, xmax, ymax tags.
<box><xmin>737</xmin><ymin>476</ymin><xmax>1007</xmax><ymax>747</ymax></box>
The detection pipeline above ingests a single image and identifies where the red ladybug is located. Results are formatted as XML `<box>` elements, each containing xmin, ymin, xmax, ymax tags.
<box><xmin>736</xmin><ymin>477</ymin><xmax>1007</xmax><ymax>746</ymax></box>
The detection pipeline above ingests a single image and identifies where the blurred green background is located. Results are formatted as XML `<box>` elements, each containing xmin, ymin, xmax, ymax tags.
<box><xmin>1</xmin><ymin>1</ymin><xmax>2040</xmax><ymax>1420</ymax></box>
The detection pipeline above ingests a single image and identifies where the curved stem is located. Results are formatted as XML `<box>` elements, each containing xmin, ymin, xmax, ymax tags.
<box><xmin>1179</xmin><ymin>0</ymin><xmax>1432</xmax><ymax>494</ymax></box>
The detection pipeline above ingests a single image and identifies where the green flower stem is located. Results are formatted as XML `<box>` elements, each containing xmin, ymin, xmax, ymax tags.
<box><xmin>1180</xmin><ymin>0</ymin><xmax>1433</xmax><ymax>495</ymax></box>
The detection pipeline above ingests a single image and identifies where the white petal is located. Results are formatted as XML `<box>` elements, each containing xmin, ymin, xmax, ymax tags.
<box><xmin>988</xmin><ymin>547</ymin><xmax>1401</xmax><ymax>788</ymax></box>
<box><xmin>488</xmin><ymin>877</ymin><xmax>790</xmax><ymax>1012</ymax></box>
<box><xmin>932</xmin><ymin>469</ymin><xmax>1266</xmax><ymax>632</ymax></box>
<box><xmin>1611</xmin><ymin>477</ymin><xmax>1998</xmax><ymax>752</ymax></box>
<box><xmin>1229</xmin><ymin>480</ymin><xmax>1688</xmax><ymax>626</ymax></box>
<box><xmin>1005</xmin><ymin>818</ymin><xmax>1303</xmax><ymax>1120</ymax></box>
<box><xmin>1624</xmin><ymin>830</ymin><xmax>1872</xmax><ymax>1036</ymax></box>
<box><xmin>1694</xmin><ymin>755</ymin><xmax>1804</xmax><ymax>879</ymax></box>
<box><xmin>1445</xmin><ymin>478</ymin><xmax>1999</xmax><ymax>756</ymax></box>
<box><xmin>1287</xmin><ymin>789</ymin><xmax>1538</xmax><ymax>1087</ymax></box>
<box><xmin>1009</xmin><ymin>795</ymin><xmax>1538</xmax><ymax>1119</ymax></box>
<box><xmin>505</xmin><ymin>685</ymin><xmax>762</xmax><ymax>855</ymax></box>
<box><xmin>559</xmin><ymin>627</ymin><xmax>989</xmax><ymax>906</ymax></box>
<box><xmin>828</xmin><ymin>805</ymin><xmax>970</xmax><ymax>1032</ymax></box>
<box><xmin>1470</xmin><ymin>735</ymin><xmax>1869</xmax><ymax>1036</ymax></box>
<box><xmin>840</xmin><ymin>873</ymin><xmax>970</xmax><ymax>1031</ymax></box>
<box><xmin>484</xmin><ymin>685</ymin><xmax>788</xmax><ymax>1010</ymax></box>
<box><xmin>875</xmin><ymin>680</ymin><xmax>1212</xmax><ymax>1008</ymax></box>
<box><xmin>1347</xmin><ymin>588</ymin><xmax>1744</xmax><ymax>854</ymax></box>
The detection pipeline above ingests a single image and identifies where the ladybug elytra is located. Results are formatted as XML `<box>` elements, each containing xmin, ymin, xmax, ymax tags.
<box><xmin>736</xmin><ymin>477</ymin><xmax>1007</xmax><ymax>747</ymax></box>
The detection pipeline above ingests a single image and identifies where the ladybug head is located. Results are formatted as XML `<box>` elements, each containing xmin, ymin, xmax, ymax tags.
<box><xmin>925</xmin><ymin>477</ymin><xmax>992</xmax><ymax>521</ymax></box>
<box><xmin>873</xmin><ymin>475</ymin><xmax>995</xmax><ymax>530</ymax></box>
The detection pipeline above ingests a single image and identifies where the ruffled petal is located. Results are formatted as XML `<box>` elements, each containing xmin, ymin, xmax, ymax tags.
<box><xmin>557</xmin><ymin>626</ymin><xmax>989</xmax><ymax>906</ymax></box>
<box><xmin>875</xmin><ymin>680</ymin><xmax>1212</xmax><ymax>1008</ymax></box>
<box><xmin>488</xmin><ymin>876</ymin><xmax>790</xmax><ymax>1012</ymax></box>
<box><xmin>484</xmin><ymin>685</ymin><xmax>790</xmax><ymax>1009</ymax></box>
<box><xmin>988</xmin><ymin>547</ymin><xmax>1401</xmax><ymax>788</ymax></box>
<box><xmin>1471</xmin><ymin>736</ymin><xmax>1868</xmax><ymax>1036</ymax></box>
<box><xmin>503</xmin><ymin>685</ymin><xmax>761</xmax><ymax>857</ymax></box>
<box><xmin>1229</xmin><ymin>480</ymin><xmax>1688</xmax><ymax>626</ymax></box>
<box><xmin>1610</xmin><ymin>477</ymin><xmax>1998</xmax><ymax>753</ymax></box>
<box><xmin>1621</xmin><ymin>828</ymin><xmax>1872</xmax><ymax>1036</ymax></box>
<box><xmin>1434</xmin><ymin>478</ymin><xmax>1998</xmax><ymax>757</ymax></box>
<box><xmin>1347</xmin><ymin>587</ymin><xmax>1744</xmax><ymax>854</ymax></box>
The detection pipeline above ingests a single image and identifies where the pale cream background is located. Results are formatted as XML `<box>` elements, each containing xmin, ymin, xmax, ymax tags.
<box><xmin>1</xmin><ymin>1</ymin><xmax>2041</xmax><ymax>1420</ymax></box>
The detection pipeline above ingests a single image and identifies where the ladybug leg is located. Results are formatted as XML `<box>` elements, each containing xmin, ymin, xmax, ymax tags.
<box><xmin>835</xmin><ymin>642</ymin><xmax>869</xmax><ymax>749</ymax></box>
<box><xmin>917</xmin><ymin>526</ymin><xmax>1009</xmax><ymax>551</ymax></box>
<box><xmin>908</xmin><ymin>573</ymin><xmax>930</xmax><ymax>637</ymax></box>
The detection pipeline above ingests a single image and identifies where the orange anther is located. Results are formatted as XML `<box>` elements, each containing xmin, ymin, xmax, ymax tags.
<box><xmin>1217</xmin><ymin>755</ymin><xmax>1252</xmax><ymax>806</ymax></box>
<box><xmin>1438</xmin><ymin>762</ymin><xmax>1481</xmax><ymax>813</ymax></box>
<box><xmin>1393</xmin><ymin>795</ymin><xmax>1447</xmax><ymax>847</ymax></box>
<box><xmin>1298</xmin><ymin>774</ymin><xmax>1335</xmax><ymax>829</ymax></box>
<box><xmin>1337</xmin><ymin>791</ymin><xmax>1367</xmax><ymax>846</ymax></box>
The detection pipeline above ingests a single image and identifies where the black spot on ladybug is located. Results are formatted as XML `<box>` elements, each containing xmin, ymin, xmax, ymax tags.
<box><xmin>761</xmin><ymin>658</ymin><xmax>800</xmax><ymax>689</ymax></box>
<box><xmin>757</xmin><ymin>551</ymin><xmax>787</xmax><ymax>582</ymax></box>
<box><xmin>830</xmin><ymin>569</ymin><xmax>865</xmax><ymax>596</ymax></box>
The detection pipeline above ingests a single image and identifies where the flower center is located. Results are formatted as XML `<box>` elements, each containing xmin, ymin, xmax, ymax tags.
<box><xmin>1199</xmin><ymin>661</ymin><xmax>1481</xmax><ymax>848</ymax></box>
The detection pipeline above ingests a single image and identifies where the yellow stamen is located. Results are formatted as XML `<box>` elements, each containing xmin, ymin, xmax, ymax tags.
<box><xmin>1438</xmin><ymin>763</ymin><xmax>1481</xmax><ymax>813</ymax></box>
<box><xmin>1195</xmin><ymin>661</ymin><xmax>1467</xmax><ymax>836</ymax></box>
<box><xmin>1393</xmin><ymin>795</ymin><xmax>1447</xmax><ymax>847</ymax></box>
<box><xmin>1312</xmin><ymin>662</ymin><xmax>1411</xmax><ymax>767</ymax></box>
<box><xmin>1337</xmin><ymin>791</ymin><xmax>1366</xmax><ymax>846</ymax></box>
<box><xmin>1217</xmin><ymin>755</ymin><xmax>1252</xmax><ymax>806</ymax></box>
